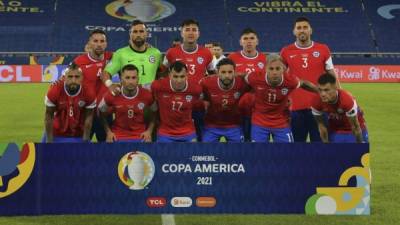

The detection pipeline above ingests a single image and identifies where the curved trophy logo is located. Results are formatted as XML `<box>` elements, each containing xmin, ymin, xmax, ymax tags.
<box><xmin>105</xmin><ymin>0</ymin><xmax>176</xmax><ymax>22</ymax></box>
<box><xmin>118</xmin><ymin>151</ymin><xmax>155</xmax><ymax>190</ymax></box>
<box><xmin>0</xmin><ymin>143</ymin><xmax>36</xmax><ymax>198</ymax></box>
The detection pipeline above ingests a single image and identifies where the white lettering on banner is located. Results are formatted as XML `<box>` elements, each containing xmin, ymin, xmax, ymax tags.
<box><xmin>162</xmin><ymin>163</ymin><xmax>245</xmax><ymax>173</ymax></box>
<box><xmin>191</xmin><ymin>156</ymin><xmax>216</xmax><ymax>162</ymax></box>
<box><xmin>85</xmin><ymin>25</ymin><xmax>180</xmax><ymax>33</ymax></box>
<box><xmin>0</xmin><ymin>66</ymin><xmax>30</xmax><ymax>82</ymax></box>
<box><xmin>339</xmin><ymin>69</ymin><xmax>363</xmax><ymax>79</ymax></box>
<box><xmin>382</xmin><ymin>70</ymin><xmax>400</xmax><ymax>79</ymax></box>
<box><xmin>0</xmin><ymin>65</ymin><xmax>13</xmax><ymax>82</ymax></box>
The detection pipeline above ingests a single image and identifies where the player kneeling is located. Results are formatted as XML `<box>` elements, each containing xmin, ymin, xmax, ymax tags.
<box><xmin>43</xmin><ymin>63</ymin><xmax>96</xmax><ymax>143</ymax></box>
<box><xmin>311</xmin><ymin>73</ymin><xmax>368</xmax><ymax>143</ymax></box>
<box><xmin>244</xmin><ymin>54</ymin><xmax>317</xmax><ymax>143</ymax></box>
<box><xmin>98</xmin><ymin>64</ymin><xmax>155</xmax><ymax>142</ymax></box>
<box><xmin>201</xmin><ymin>58</ymin><xmax>247</xmax><ymax>142</ymax></box>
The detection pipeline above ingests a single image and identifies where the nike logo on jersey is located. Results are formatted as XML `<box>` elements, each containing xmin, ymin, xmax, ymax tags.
<box><xmin>257</xmin><ymin>87</ymin><xmax>265</xmax><ymax>90</ymax></box>
<box><xmin>85</xmin><ymin>64</ymin><xmax>93</xmax><ymax>68</ymax></box>
<box><xmin>289</xmin><ymin>55</ymin><xmax>297</xmax><ymax>59</ymax></box>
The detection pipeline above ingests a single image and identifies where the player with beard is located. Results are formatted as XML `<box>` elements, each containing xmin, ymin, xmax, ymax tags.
<box><xmin>280</xmin><ymin>17</ymin><xmax>339</xmax><ymax>142</ymax></box>
<box><xmin>98</xmin><ymin>64</ymin><xmax>155</xmax><ymax>142</ymax></box>
<box><xmin>73</xmin><ymin>29</ymin><xmax>112</xmax><ymax>142</ymax></box>
<box><xmin>102</xmin><ymin>20</ymin><xmax>162</xmax><ymax>93</ymax></box>
<box><xmin>43</xmin><ymin>63</ymin><xmax>96</xmax><ymax>143</ymax></box>
<box><xmin>200</xmin><ymin>58</ymin><xmax>247</xmax><ymax>142</ymax></box>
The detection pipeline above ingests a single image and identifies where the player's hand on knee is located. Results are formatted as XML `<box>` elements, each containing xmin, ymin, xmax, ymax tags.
<box><xmin>106</xmin><ymin>132</ymin><xmax>116</xmax><ymax>143</ymax></box>
<box><xmin>140</xmin><ymin>130</ymin><xmax>152</xmax><ymax>143</ymax></box>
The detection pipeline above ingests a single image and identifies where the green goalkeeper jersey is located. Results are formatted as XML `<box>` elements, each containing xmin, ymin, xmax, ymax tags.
<box><xmin>105</xmin><ymin>45</ymin><xmax>162</xmax><ymax>85</ymax></box>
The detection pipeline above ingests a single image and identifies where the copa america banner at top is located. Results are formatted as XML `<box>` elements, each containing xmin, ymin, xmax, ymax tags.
<box><xmin>0</xmin><ymin>143</ymin><xmax>370</xmax><ymax>215</ymax></box>
<box><xmin>2</xmin><ymin>0</ymin><xmax>399</xmax><ymax>52</ymax></box>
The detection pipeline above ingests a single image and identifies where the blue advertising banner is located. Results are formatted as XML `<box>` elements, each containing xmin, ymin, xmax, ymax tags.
<box><xmin>0</xmin><ymin>143</ymin><xmax>370</xmax><ymax>215</ymax></box>
<box><xmin>0</xmin><ymin>0</ymin><xmax>381</xmax><ymax>52</ymax></box>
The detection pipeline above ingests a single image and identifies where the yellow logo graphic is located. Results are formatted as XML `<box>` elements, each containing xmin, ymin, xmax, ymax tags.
<box><xmin>117</xmin><ymin>151</ymin><xmax>155</xmax><ymax>190</ymax></box>
<box><xmin>105</xmin><ymin>0</ymin><xmax>176</xmax><ymax>22</ymax></box>
<box><xmin>0</xmin><ymin>143</ymin><xmax>36</xmax><ymax>198</ymax></box>
<box><xmin>305</xmin><ymin>153</ymin><xmax>371</xmax><ymax>215</ymax></box>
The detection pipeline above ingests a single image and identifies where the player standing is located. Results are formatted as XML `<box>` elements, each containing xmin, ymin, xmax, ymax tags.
<box><xmin>73</xmin><ymin>29</ymin><xmax>112</xmax><ymax>142</ymax></box>
<box><xmin>102</xmin><ymin>20</ymin><xmax>162</xmax><ymax>92</ymax></box>
<box><xmin>163</xmin><ymin>19</ymin><xmax>215</xmax><ymax>141</ymax></box>
<box><xmin>280</xmin><ymin>17</ymin><xmax>339</xmax><ymax>142</ymax></box>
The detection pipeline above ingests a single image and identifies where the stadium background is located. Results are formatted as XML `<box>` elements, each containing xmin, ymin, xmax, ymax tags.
<box><xmin>0</xmin><ymin>0</ymin><xmax>399</xmax><ymax>224</ymax></box>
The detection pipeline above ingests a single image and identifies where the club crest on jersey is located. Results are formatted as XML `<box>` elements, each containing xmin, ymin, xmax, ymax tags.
<box><xmin>149</xmin><ymin>55</ymin><xmax>156</xmax><ymax>64</ymax></box>
<box><xmin>78</xmin><ymin>100</ymin><xmax>86</xmax><ymax>107</ymax></box>
<box><xmin>197</xmin><ymin>57</ymin><xmax>204</xmax><ymax>64</ymax></box>
<box><xmin>234</xmin><ymin>92</ymin><xmax>241</xmax><ymax>99</ymax></box>
<box><xmin>138</xmin><ymin>102</ymin><xmax>145</xmax><ymax>110</ymax></box>
<box><xmin>257</xmin><ymin>62</ymin><xmax>264</xmax><ymax>69</ymax></box>
<box><xmin>313</xmin><ymin>51</ymin><xmax>320</xmax><ymax>58</ymax></box>
<box><xmin>185</xmin><ymin>95</ymin><xmax>193</xmax><ymax>102</ymax></box>
<box><xmin>281</xmin><ymin>88</ymin><xmax>289</xmax><ymax>95</ymax></box>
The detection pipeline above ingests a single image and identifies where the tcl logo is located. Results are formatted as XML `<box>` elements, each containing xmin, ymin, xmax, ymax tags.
<box><xmin>0</xmin><ymin>65</ymin><xmax>42</xmax><ymax>82</ymax></box>
<box><xmin>146</xmin><ymin>197</ymin><xmax>166</xmax><ymax>208</ymax></box>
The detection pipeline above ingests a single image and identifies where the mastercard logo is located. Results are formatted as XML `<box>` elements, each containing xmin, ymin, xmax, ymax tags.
<box><xmin>196</xmin><ymin>197</ymin><xmax>216</xmax><ymax>208</ymax></box>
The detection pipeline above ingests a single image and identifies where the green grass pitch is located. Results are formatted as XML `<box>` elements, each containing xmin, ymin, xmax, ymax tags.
<box><xmin>0</xmin><ymin>83</ymin><xmax>399</xmax><ymax>225</ymax></box>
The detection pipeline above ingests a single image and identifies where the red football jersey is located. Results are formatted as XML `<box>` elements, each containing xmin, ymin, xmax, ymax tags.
<box><xmin>228</xmin><ymin>51</ymin><xmax>267</xmax><ymax>75</ymax></box>
<box><xmin>151</xmin><ymin>77</ymin><xmax>202</xmax><ymax>137</ymax></box>
<box><xmin>201</xmin><ymin>76</ymin><xmax>247</xmax><ymax>128</ymax></box>
<box><xmin>45</xmin><ymin>81</ymin><xmax>96</xmax><ymax>137</ymax></box>
<box><xmin>311</xmin><ymin>89</ymin><xmax>367</xmax><ymax>133</ymax></box>
<box><xmin>280</xmin><ymin>41</ymin><xmax>333</xmax><ymax>110</ymax></box>
<box><xmin>73</xmin><ymin>52</ymin><xmax>113</xmax><ymax>100</ymax></box>
<box><xmin>246</xmin><ymin>71</ymin><xmax>300</xmax><ymax>128</ymax></box>
<box><xmin>99</xmin><ymin>87</ymin><xmax>154</xmax><ymax>140</ymax></box>
<box><xmin>238</xmin><ymin>92</ymin><xmax>255</xmax><ymax>117</ymax></box>
<box><xmin>163</xmin><ymin>44</ymin><xmax>214</xmax><ymax>84</ymax></box>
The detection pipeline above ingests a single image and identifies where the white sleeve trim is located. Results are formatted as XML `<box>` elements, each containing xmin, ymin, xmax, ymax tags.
<box><xmin>311</xmin><ymin>107</ymin><xmax>323</xmax><ymax>116</ymax></box>
<box><xmin>86</xmin><ymin>99</ymin><xmax>97</xmax><ymax>109</ymax></box>
<box><xmin>207</xmin><ymin>61</ymin><xmax>216</xmax><ymax>71</ymax></box>
<box><xmin>98</xmin><ymin>98</ymin><xmax>108</xmax><ymax>112</ymax></box>
<box><xmin>162</xmin><ymin>56</ymin><xmax>170</xmax><ymax>67</ymax></box>
<box><xmin>325</xmin><ymin>56</ymin><xmax>334</xmax><ymax>71</ymax></box>
<box><xmin>346</xmin><ymin>100</ymin><xmax>358</xmax><ymax>117</ymax></box>
<box><xmin>244</xmin><ymin>74</ymin><xmax>250</xmax><ymax>84</ymax></box>
<box><xmin>45</xmin><ymin>96</ymin><xmax>56</xmax><ymax>107</ymax></box>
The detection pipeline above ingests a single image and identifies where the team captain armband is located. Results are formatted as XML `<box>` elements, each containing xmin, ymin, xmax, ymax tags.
<box><xmin>345</xmin><ymin>101</ymin><xmax>358</xmax><ymax>117</ymax></box>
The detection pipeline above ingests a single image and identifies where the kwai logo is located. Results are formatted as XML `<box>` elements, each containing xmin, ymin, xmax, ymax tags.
<box><xmin>105</xmin><ymin>0</ymin><xmax>176</xmax><ymax>22</ymax></box>
<box><xmin>0</xmin><ymin>143</ymin><xmax>36</xmax><ymax>198</ymax></box>
<box><xmin>117</xmin><ymin>151</ymin><xmax>155</xmax><ymax>190</ymax></box>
